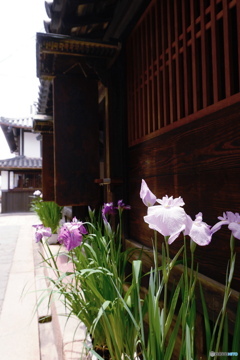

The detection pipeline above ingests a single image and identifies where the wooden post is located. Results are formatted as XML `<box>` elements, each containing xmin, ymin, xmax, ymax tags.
<box><xmin>53</xmin><ymin>75</ymin><xmax>99</xmax><ymax>207</ymax></box>
<box><xmin>42</xmin><ymin>133</ymin><xmax>55</xmax><ymax>201</ymax></box>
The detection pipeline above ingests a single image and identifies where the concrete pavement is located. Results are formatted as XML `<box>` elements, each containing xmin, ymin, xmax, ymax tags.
<box><xmin>0</xmin><ymin>212</ymin><xmax>40</xmax><ymax>360</ymax></box>
<box><xmin>0</xmin><ymin>212</ymin><xmax>93</xmax><ymax>360</ymax></box>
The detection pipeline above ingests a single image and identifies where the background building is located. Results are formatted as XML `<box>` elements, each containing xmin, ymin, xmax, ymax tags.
<box><xmin>0</xmin><ymin>117</ymin><xmax>42</xmax><ymax>212</ymax></box>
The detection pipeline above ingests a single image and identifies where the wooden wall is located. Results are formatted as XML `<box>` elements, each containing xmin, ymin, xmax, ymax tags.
<box><xmin>128</xmin><ymin>102</ymin><xmax>240</xmax><ymax>291</ymax></box>
<box><xmin>1</xmin><ymin>190</ymin><xmax>34</xmax><ymax>213</ymax></box>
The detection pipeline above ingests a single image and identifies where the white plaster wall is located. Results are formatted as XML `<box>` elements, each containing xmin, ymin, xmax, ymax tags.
<box><xmin>1</xmin><ymin>171</ymin><xmax>9</xmax><ymax>190</ymax></box>
<box><xmin>24</xmin><ymin>132</ymin><xmax>41</xmax><ymax>158</ymax></box>
<box><xmin>9</xmin><ymin>171</ymin><xmax>14</xmax><ymax>189</ymax></box>
<box><xmin>14</xmin><ymin>174</ymin><xmax>19</xmax><ymax>188</ymax></box>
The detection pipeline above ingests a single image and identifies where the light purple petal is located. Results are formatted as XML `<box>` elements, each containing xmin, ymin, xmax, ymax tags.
<box><xmin>157</xmin><ymin>195</ymin><xmax>185</xmax><ymax>207</ymax></box>
<box><xmin>168</xmin><ymin>224</ymin><xmax>186</xmax><ymax>244</ymax></box>
<box><xmin>42</xmin><ymin>227</ymin><xmax>52</xmax><ymax>237</ymax></box>
<box><xmin>34</xmin><ymin>225</ymin><xmax>52</xmax><ymax>243</ymax></box>
<box><xmin>144</xmin><ymin>201</ymin><xmax>187</xmax><ymax>241</ymax></box>
<box><xmin>66</xmin><ymin>229</ymin><xmax>82</xmax><ymax>251</ymax></box>
<box><xmin>228</xmin><ymin>222</ymin><xmax>240</xmax><ymax>240</ymax></box>
<box><xmin>187</xmin><ymin>213</ymin><xmax>212</xmax><ymax>246</ymax></box>
<box><xmin>183</xmin><ymin>215</ymin><xmax>193</xmax><ymax>236</ymax></box>
<box><xmin>211</xmin><ymin>220</ymin><xmax>229</xmax><ymax>234</ymax></box>
<box><xmin>140</xmin><ymin>179</ymin><xmax>157</xmax><ymax>207</ymax></box>
<box><xmin>35</xmin><ymin>231</ymin><xmax>43</xmax><ymax>243</ymax></box>
<box><xmin>189</xmin><ymin>223</ymin><xmax>212</xmax><ymax>246</ymax></box>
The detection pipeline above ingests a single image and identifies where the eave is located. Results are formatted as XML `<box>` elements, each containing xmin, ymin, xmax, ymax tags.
<box><xmin>37</xmin><ymin>0</ymin><xmax>150</xmax><ymax>115</ymax></box>
<box><xmin>36</xmin><ymin>32</ymin><xmax>121</xmax><ymax>80</ymax></box>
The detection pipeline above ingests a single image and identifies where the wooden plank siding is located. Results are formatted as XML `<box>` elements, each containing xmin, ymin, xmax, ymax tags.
<box><xmin>1</xmin><ymin>190</ymin><xmax>35</xmax><ymax>213</ymax></box>
<box><xmin>127</xmin><ymin>101</ymin><xmax>240</xmax><ymax>291</ymax></box>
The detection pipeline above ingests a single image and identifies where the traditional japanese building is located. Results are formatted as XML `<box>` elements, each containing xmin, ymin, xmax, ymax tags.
<box><xmin>36</xmin><ymin>0</ymin><xmax>240</xmax><ymax>351</ymax></box>
<box><xmin>0</xmin><ymin>117</ymin><xmax>42</xmax><ymax>212</ymax></box>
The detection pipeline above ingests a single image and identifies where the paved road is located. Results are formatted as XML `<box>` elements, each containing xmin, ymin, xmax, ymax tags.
<box><xmin>0</xmin><ymin>212</ymin><xmax>38</xmax><ymax>314</ymax></box>
<box><xmin>0</xmin><ymin>214</ymin><xmax>23</xmax><ymax>313</ymax></box>
<box><xmin>0</xmin><ymin>212</ymin><xmax>41</xmax><ymax>360</ymax></box>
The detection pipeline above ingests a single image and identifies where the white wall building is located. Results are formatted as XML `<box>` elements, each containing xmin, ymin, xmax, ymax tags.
<box><xmin>0</xmin><ymin>116</ymin><xmax>42</xmax><ymax>212</ymax></box>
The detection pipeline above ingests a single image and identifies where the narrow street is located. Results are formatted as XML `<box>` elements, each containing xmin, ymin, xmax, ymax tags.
<box><xmin>0</xmin><ymin>212</ymin><xmax>40</xmax><ymax>360</ymax></box>
<box><xmin>0</xmin><ymin>214</ymin><xmax>20</xmax><ymax>313</ymax></box>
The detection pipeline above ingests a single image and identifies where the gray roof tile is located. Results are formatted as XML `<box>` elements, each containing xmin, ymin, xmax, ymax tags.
<box><xmin>0</xmin><ymin>155</ymin><xmax>42</xmax><ymax>170</ymax></box>
<box><xmin>0</xmin><ymin>117</ymin><xmax>33</xmax><ymax>129</ymax></box>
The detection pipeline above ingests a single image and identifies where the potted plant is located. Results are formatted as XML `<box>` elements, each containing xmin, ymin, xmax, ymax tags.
<box><xmin>30</xmin><ymin>190</ymin><xmax>63</xmax><ymax>244</ymax></box>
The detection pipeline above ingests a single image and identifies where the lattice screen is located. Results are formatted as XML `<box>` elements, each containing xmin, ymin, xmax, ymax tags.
<box><xmin>126</xmin><ymin>0</ymin><xmax>240</xmax><ymax>146</ymax></box>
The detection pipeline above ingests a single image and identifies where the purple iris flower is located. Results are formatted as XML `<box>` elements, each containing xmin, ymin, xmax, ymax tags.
<box><xmin>116</xmin><ymin>200</ymin><xmax>131</xmax><ymax>211</ymax></box>
<box><xmin>184</xmin><ymin>212</ymin><xmax>212</xmax><ymax>246</ymax></box>
<box><xmin>140</xmin><ymin>179</ymin><xmax>157</xmax><ymax>207</ymax></box>
<box><xmin>102</xmin><ymin>202</ymin><xmax>116</xmax><ymax>223</ymax></box>
<box><xmin>211</xmin><ymin>211</ymin><xmax>240</xmax><ymax>240</ymax></box>
<box><xmin>58</xmin><ymin>217</ymin><xmax>88</xmax><ymax>251</ymax></box>
<box><xmin>33</xmin><ymin>224</ymin><xmax>52</xmax><ymax>243</ymax></box>
<box><xmin>144</xmin><ymin>195</ymin><xmax>187</xmax><ymax>244</ymax></box>
<box><xmin>102</xmin><ymin>202</ymin><xmax>116</xmax><ymax>215</ymax></box>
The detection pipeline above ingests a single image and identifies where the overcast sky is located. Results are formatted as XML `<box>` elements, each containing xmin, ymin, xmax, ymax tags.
<box><xmin>0</xmin><ymin>0</ymin><xmax>47</xmax><ymax>159</ymax></box>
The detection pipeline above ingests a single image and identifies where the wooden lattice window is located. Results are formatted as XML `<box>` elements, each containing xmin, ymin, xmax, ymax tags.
<box><xmin>126</xmin><ymin>0</ymin><xmax>240</xmax><ymax>146</ymax></box>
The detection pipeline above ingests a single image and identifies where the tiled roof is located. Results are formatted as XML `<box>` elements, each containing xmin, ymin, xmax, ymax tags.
<box><xmin>0</xmin><ymin>117</ymin><xmax>33</xmax><ymax>129</ymax></box>
<box><xmin>0</xmin><ymin>156</ymin><xmax>42</xmax><ymax>170</ymax></box>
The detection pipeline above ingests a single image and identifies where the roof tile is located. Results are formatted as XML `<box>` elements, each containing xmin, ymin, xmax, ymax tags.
<box><xmin>0</xmin><ymin>155</ymin><xmax>42</xmax><ymax>170</ymax></box>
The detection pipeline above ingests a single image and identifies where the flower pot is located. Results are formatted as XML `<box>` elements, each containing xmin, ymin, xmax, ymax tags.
<box><xmin>46</xmin><ymin>233</ymin><xmax>58</xmax><ymax>245</ymax></box>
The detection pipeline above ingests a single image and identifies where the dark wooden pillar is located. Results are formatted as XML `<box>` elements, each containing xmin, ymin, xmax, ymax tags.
<box><xmin>53</xmin><ymin>75</ymin><xmax>100</xmax><ymax>207</ymax></box>
<box><xmin>42</xmin><ymin>132</ymin><xmax>55</xmax><ymax>201</ymax></box>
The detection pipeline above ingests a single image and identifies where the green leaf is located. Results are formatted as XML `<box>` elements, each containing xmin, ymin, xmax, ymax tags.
<box><xmin>185</xmin><ymin>324</ymin><xmax>191</xmax><ymax>360</ymax></box>
<box><xmin>222</xmin><ymin>313</ymin><xmax>228</xmax><ymax>360</ymax></box>
<box><xmin>165</xmin><ymin>276</ymin><xmax>183</xmax><ymax>336</ymax></box>
<box><xmin>199</xmin><ymin>283</ymin><xmax>211</xmax><ymax>354</ymax></box>
<box><xmin>164</xmin><ymin>304</ymin><xmax>183</xmax><ymax>360</ymax></box>
<box><xmin>132</xmin><ymin>260</ymin><xmax>142</xmax><ymax>285</ymax></box>
<box><xmin>169</xmin><ymin>245</ymin><xmax>184</xmax><ymax>270</ymax></box>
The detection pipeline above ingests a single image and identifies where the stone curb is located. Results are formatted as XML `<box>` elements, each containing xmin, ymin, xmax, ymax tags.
<box><xmin>35</xmin><ymin>241</ymin><xmax>93</xmax><ymax>360</ymax></box>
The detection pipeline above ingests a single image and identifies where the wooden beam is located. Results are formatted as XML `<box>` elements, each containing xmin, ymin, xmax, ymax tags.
<box><xmin>200</xmin><ymin>0</ymin><xmax>208</xmax><ymax>108</ymax></box>
<box><xmin>210</xmin><ymin>0</ymin><xmax>219</xmax><ymax>103</ymax></box>
<box><xmin>155</xmin><ymin>0</ymin><xmax>162</xmax><ymax>128</ymax></box>
<box><xmin>167</xmin><ymin>0</ymin><xmax>174</xmax><ymax>124</ymax></box>
<box><xmin>237</xmin><ymin>0</ymin><xmax>240</xmax><ymax>90</ymax></box>
<box><xmin>190</xmin><ymin>0</ymin><xmax>198</xmax><ymax>112</ymax></box>
<box><xmin>181</xmin><ymin>0</ymin><xmax>189</xmax><ymax>116</ymax></box>
<box><xmin>150</xmin><ymin>5</ymin><xmax>155</xmax><ymax>132</ymax></box>
<box><xmin>174</xmin><ymin>0</ymin><xmax>181</xmax><ymax>120</ymax></box>
<box><xmin>160</xmin><ymin>0</ymin><xmax>168</xmax><ymax>126</ymax></box>
<box><xmin>222</xmin><ymin>0</ymin><xmax>231</xmax><ymax>97</ymax></box>
<box><xmin>63</xmin><ymin>14</ymin><xmax>112</xmax><ymax>28</ymax></box>
<box><xmin>141</xmin><ymin>21</ymin><xmax>146</xmax><ymax>137</ymax></box>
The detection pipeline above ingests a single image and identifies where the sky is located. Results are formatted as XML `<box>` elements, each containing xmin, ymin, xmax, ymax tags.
<box><xmin>0</xmin><ymin>0</ymin><xmax>47</xmax><ymax>160</ymax></box>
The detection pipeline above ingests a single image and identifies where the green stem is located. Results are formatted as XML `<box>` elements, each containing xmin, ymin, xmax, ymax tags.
<box><xmin>162</xmin><ymin>281</ymin><xmax>168</xmax><ymax>347</ymax></box>
<box><xmin>162</xmin><ymin>237</ymin><xmax>170</xmax><ymax>347</ymax></box>
<box><xmin>214</xmin><ymin>235</ymin><xmax>235</xmax><ymax>359</ymax></box>
<box><xmin>153</xmin><ymin>230</ymin><xmax>159</xmax><ymax>285</ymax></box>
